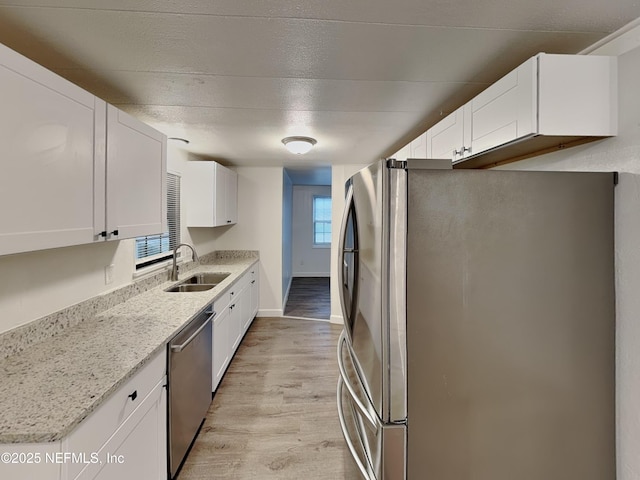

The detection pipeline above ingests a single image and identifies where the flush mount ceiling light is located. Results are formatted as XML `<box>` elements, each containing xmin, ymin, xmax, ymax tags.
<box><xmin>281</xmin><ymin>136</ymin><xmax>317</xmax><ymax>155</ymax></box>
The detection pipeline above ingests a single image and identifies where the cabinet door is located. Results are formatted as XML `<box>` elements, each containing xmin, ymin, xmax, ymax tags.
<box><xmin>468</xmin><ymin>57</ymin><xmax>536</xmax><ymax>157</ymax></box>
<box><xmin>0</xmin><ymin>442</ymin><xmax>62</xmax><ymax>480</ymax></box>
<box><xmin>0</xmin><ymin>44</ymin><xmax>104</xmax><ymax>256</ymax></box>
<box><xmin>225</xmin><ymin>168</ymin><xmax>238</xmax><ymax>225</ymax></box>
<box><xmin>185</xmin><ymin>161</ymin><xmax>237</xmax><ymax>227</ymax></box>
<box><xmin>250</xmin><ymin>269</ymin><xmax>259</xmax><ymax>319</ymax></box>
<box><xmin>88</xmin><ymin>380</ymin><xmax>167</xmax><ymax>480</ymax></box>
<box><xmin>185</xmin><ymin>161</ymin><xmax>215</xmax><ymax>227</ymax></box>
<box><xmin>214</xmin><ymin>164</ymin><xmax>237</xmax><ymax>226</ymax></box>
<box><xmin>426</xmin><ymin>106</ymin><xmax>467</xmax><ymax>161</ymax></box>
<box><xmin>390</xmin><ymin>143</ymin><xmax>410</xmax><ymax>161</ymax></box>
<box><xmin>229</xmin><ymin>289</ymin><xmax>243</xmax><ymax>352</ymax></box>
<box><xmin>213</xmin><ymin>164</ymin><xmax>228</xmax><ymax>226</ymax></box>
<box><xmin>105</xmin><ymin>105</ymin><xmax>166</xmax><ymax>240</ymax></box>
<box><xmin>409</xmin><ymin>132</ymin><xmax>427</xmax><ymax>158</ymax></box>
<box><xmin>213</xmin><ymin>305</ymin><xmax>231</xmax><ymax>391</ymax></box>
<box><xmin>240</xmin><ymin>283</ymin><xmax>253</xmax><ymax>333</ymax></box>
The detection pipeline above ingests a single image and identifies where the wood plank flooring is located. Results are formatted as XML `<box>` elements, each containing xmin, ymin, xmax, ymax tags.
<box><xmin>177</xmin><ymin>317</ymin><xmax>361</xmax><ymax>480</ymax></box>
<box><xmin>284</xmin><ymin>277</ymin><xmax>330</xmax><ymax>320</ymax></box>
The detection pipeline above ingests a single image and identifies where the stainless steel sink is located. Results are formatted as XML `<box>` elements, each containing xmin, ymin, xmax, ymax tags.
<box><xmin>165</xmin><ymin>284</ymin><xmax>217</xmax><ymax>293</ymax></box>
<box><xmin>180</xmin><ymin>272</ymin><xmax>231</xmax><ymax>285</ymax></box>
<box><xmin>164</xmin><ymin>272</ymin><xmax>231</xmax><ymax>292</ymax></box>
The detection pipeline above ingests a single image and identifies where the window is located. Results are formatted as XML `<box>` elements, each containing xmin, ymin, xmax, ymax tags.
<box><xmin>135</xmin><ymin>172</ymin><xmax>181</xmax><ymax>269</ymax></box>
<box><xmin>313</xmin><ymin>195</ymin><xmax>332</xmax><ymax>246</ymax></box>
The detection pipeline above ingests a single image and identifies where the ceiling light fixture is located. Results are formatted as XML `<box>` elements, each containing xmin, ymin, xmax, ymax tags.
<box><xmin>281</xmin><ymin>136</ymin><xmax>317</xmax><ymax>155</ymax></box>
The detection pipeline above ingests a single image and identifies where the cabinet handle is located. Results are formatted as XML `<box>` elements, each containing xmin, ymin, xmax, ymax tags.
<box><xmin>453</xmin><ymin>148</ymin><xmax>462</xmax><ymax>157</ymax></box>
<box><xmin>99</xmin><ymin>231</ymin><xmax>107</xmax><ymax>238</ymax></box>
<box><xmin>111</xmin><ymin>230</ymin><xmax>119</xmax><ymax>236</ymax></box>
<box><xmin>462</xmin><ymin>146</ymin><xmax>472</xmax><ymax>154</ymax></box>
<box><xmin>251</xmin><ymin>280</ymin><xmax>255</xmax><ymax>284</ymax></box>
<box><xmin>128</xmin><ymin>390</ymin><xmax>138</xmax><ymax>401</ymax></box>
<box><xmin>227</xmin><ymin>220</ymin><xmax>232</xmax><ymax>224</ymax></box>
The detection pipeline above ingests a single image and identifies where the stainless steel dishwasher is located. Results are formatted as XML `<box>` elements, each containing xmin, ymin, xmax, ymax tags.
<box><xmin>168</xmin><ymin>304</ymin><xmax>214</xmax><ymax>478</ymax></box>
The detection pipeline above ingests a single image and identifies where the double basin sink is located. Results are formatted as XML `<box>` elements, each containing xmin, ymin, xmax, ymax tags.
<box><xmin>165</xmin><ymin>272</ymin><xmax>231</xmax><ymax>293</ymax></box>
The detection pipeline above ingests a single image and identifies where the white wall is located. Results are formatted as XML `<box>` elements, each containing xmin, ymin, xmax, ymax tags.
<box><xmin>495</xmin><ymin>38</ymin><xmax>640</xmax><ymax>480</ymax></box>
<box><xmin>0</xmin><ymin>143</ymin><xmax>216</xmax><ymax>335</ymax></box>
<box><xmin>208</xmin><ymin>166</ymin><xmax>284</xmax><ymax>316</ymax></box>
<box><xmin>292</xmin><ymin>185</ymin><xmax>331</xmax><ymax>277</ymax></box>
<box><xmin>282</xmin><ymin>170</ymin><xmax>293</xmax><ymax>303</ymax></box>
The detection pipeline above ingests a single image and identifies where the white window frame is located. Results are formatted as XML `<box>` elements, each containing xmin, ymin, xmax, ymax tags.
<box><xmin>312</xmin><ymin>195</ymin><xmax>331</xmax><ymax>248</ymax></box>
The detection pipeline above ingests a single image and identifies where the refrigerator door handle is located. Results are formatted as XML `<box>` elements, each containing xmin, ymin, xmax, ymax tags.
<box><xmin>338</xmin><ymin>185</ymin><xmax>358</xmax><ymax>340</ymax></box>
<box><xmin>337</xmin><ymin>376</ymin><xmax>375</xmax><ymax>480</ymax></box>
<box><xmin>337</xmin><ymin>330</ymin><xmax>378</xmax><ymax>429</ymax></box>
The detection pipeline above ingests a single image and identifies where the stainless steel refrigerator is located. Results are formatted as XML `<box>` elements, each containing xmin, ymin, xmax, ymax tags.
<box><xmin>336</xmin><ymin>159</ymin><xmax>615</xmax><ymax>480</ymax></box>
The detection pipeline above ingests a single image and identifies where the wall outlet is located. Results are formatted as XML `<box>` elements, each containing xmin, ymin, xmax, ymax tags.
<box><xmin>105</xmin><ymin>264</ymin><xmax>114</xmax><ymax>285</ymax></box>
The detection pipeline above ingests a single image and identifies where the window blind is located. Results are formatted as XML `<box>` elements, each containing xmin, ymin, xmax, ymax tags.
<box><xmin>135</xmin><ymin>172</ymin><xmax>181</xmax><ymax>266</ymax></box>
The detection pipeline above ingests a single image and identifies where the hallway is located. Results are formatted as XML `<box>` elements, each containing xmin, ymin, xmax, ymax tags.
<box><xmin>177</xmin><ymin>317</ymin><xmax>359</xmax><ymax>479</ymax></box>
<box><xmin>284</xmin><ymin>277</ymin><xmax>330</xmax><ymax>320</ymax></box>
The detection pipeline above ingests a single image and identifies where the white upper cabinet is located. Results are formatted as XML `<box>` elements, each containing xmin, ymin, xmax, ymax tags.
<box><xmin>426</xmin><ymin>53</ymin><xmax>617</xmax><ymax>168</ymax></box>
<box><xmin>225</xmin><ymin>167</ymin><xmax>238</xmax><ymax>225</ymax></box>
<box><xmin>0</xmin><ymin>43</ymin><xmax>104</xmax><ymax>256</ymax></box>
<box><xmin>0</xmin><ymin>43</ymin><xmax>167</xmax><ymax>256</ymax></box>
<box><xmin>186</xmin><ymin>161</ymin><xmax>238</xmax><ymax>227</ymax></box>
<box><xmin>409</xmin><ymin>132</ymin><xmax>427</xmax><ymax>158</ymax></box>
<box><xmin>390</xmin><ymin>143</ymin><xmax>411</xmax><ymax>161</ymax></box>
<box><xmin>426</xmin><ymin>105</ymin><xmax>470</xmax><ymax>161</ymax></box>
<box><xmin>103</xmin><ymin>105</ymin><xmax>167</xmax><ymax>241</ymax></box>
<box><xmin>468</xmin><ymin>57</ymin><xmax>536</xmax><ymax>157</ymax></box>
<box><xmin>390</xmin><ymin>132</ymin><xmax>427</xmax><ymax>161</ymax></box>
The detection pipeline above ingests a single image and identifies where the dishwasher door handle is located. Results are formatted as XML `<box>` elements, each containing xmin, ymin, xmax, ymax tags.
<box><xmin>170</xmin><ymin>315</ymin><xmax>215</xmax><ymax>353</ymax></box>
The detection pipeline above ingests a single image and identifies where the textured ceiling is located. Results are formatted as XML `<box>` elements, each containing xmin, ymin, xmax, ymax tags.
<box><xmin>0</xmin><ymin>1</ymin><xmax>639</xmax><ymax>168</ymax></box>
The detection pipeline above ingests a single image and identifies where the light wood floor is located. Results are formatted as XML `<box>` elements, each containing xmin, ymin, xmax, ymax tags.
<box><xmin>284</xmin><ymin>277</ymin><xmax>330</xmax><ymax>320</ymax></box>
<box><xmin>177</xmin><ymin>317</ymin><xmax>361</xmax><ymax>479</ymax></box>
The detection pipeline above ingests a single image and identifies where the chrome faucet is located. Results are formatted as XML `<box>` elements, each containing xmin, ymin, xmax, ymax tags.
<box><xmin>170</xmin><ymin>243</ymin><xmax>199</xmax><ymax>281</ymax></box>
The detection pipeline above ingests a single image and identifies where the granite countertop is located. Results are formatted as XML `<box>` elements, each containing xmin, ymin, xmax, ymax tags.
<box><xmin>0</xmin><ymin>256</ymin><xmax>258</xmax><ymax>444</ymax></box>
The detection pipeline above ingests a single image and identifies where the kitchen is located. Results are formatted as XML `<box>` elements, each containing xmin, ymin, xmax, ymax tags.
<box><xmin>1</xmin><ymin>1</ymin><xmax>640</xmax><ymax>479</ymax></box>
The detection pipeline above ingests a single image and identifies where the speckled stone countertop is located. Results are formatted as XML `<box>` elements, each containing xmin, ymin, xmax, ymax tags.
<box><xmin>0</xmin><ymin>255</ymin><xmax>258</xmax><ymax>444</ymax></box>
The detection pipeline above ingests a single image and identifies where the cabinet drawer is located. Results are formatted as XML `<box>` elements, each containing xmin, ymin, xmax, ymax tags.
<box><xmin>63</xmin><ymin>350</ymin><xmax>165</xmax><ymax>480</ymax></box>
<box><xmin>72</xmin><ymin>379</ymin><xmax>166</xmax><ymax>480</ymax></box>
<box><xmin>235</xmin><ymin>271</ymin><xmax>251</xmax><ymax>291</ymax></box>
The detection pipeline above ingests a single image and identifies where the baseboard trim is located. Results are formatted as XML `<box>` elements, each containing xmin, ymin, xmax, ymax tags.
<box><xmin>281</xmin><ymin>315</ymin><xmax>330</xmax><ymax>323</ymax></box>
<box><xmin>292</xmin><ymin>273</ymin><xmax>331</xmax><ymax>278</ymax></box>
<box><xmin>282</xmin><ymin>277</ymin><xmax>292</xmax><ymax>309</ymax></box>
<box><xmin>330</xmin><ymin>314</ymin><xmax>344</xmax><ymax>325</ymax></box>
<box><xmin>257</xmin><ymin>309</ymin><xmax>284</xmax><ymax>318</ymax></box>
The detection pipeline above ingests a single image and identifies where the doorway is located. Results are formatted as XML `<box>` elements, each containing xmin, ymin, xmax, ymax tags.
<box><xmin>282</xmin><ymin>167</ymin><xmax>332</xmax><ymax>320</ymax></box>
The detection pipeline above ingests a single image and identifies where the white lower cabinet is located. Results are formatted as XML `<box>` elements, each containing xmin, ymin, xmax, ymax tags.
<box><xmin>249</xmin><ymin>268</ymin><xmax>259</xmax><ymax>320</ymax></box>
<box><xmin>0</xmin><ymin>350</ymin><xmax>167</xmax><ymax>480</ymax></box>
<box><xmin>228</xmin><ymin>290</ymin><xmax>242</xmax><ymax>353</ymax></box>
<box><xmin>65</xmin><ymin>349</ymin><xmax>166</xmax><ymax>480</ymax></box>
<box><xmin>212</xmin><ymin>302</ymin><xmax>231</xmax><ymax>391</ymax></box>
<box><xmin>0</xmin><ymin>443</ymin><xmax>63</xmax><ymax>480</ymax></box>
<box><xmin>211</xmin><ymin>267</ymin><xmax>259</xmax><ymax>393</ymax></box>
<box><xmin>75</xmin><ymin>379</ymin><xmax>166</xmax><ymax>480</ymax></box>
